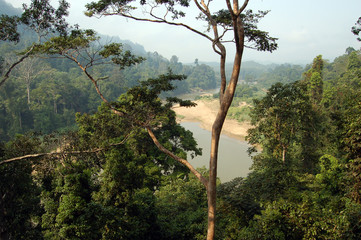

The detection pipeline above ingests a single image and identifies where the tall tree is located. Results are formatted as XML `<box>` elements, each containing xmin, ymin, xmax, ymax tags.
<box><xmin>247</xmin><ymin>82</ymin><xmax>310</xmax><ymax>164</ymax></box>
<box><xmin>247</xmin><ymin>81</ymin><xmax>322</xmax><ymax>172</ymax></box>
<box><xmin>303</xmin><ymin>55</ymin><xmax>324</xmax><ymax>104</ymax></box>
<box><xmin>13</xmin><ymin>57</ymin><xmax>45</xmax><ymax>105</ymax></box>
<box><xmin>84</xmin><ymin>1</ymin><xmax>277</xmax><ymax>238</ymax></box>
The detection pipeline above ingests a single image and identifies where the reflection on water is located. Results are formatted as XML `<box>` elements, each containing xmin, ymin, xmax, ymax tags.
<box><xmin>181</xmin><ymin>122</ymin><xmax>253</xmax><ymax>183</ymax></box>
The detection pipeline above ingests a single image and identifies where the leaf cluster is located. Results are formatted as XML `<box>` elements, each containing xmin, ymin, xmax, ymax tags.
<box><xmin>210</xmin><ymin>9</ymin><xmax>278</xmax><ymax>52</ymax></box>
<box><xmin>112</xmin><ymin>70</ymin><xmax>195</xmax><ymax>127</ymax></box>
<box><xmin>247</xmin><ymin>82</ymin><xmax>310</xmax><ymax>148</ymax></box>
<box><xmin>99</xmin><ymin>43</ymin><xmax>145</xmax><ymax>69</ymax></box>
<box><xmin>20</xmin><ymin>0</ymin><xmax>70</xmax><ymax>36</ymax></box>
<box><xmin>32</xmin><ymin>29</ymin><xmax>97</xmax><ymax>55</ymax></box>
<box><xmin>242</xmin><ymin>10</ymin><xmax>278</xmax><ymax>52</ymax></box>
<box><xmin>352</xmin><ymin>17</ymin><xmax>361</xmax><ymax>42</ymax></box>
<box><xmin>0</xmin><ymin>15</ymin><xmax>20</xmax><ymax>42</ymax></box>
<box><xmin>86</xmin><ymin>0</ymin><xmax>190</xmax><ymax>19</ymax></box>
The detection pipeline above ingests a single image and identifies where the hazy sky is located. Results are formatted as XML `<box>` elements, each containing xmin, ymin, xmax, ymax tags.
<box><xmin>6</xmin><ymin>0</ymin><xmax>361</xmax><ymax>64</ymax></box>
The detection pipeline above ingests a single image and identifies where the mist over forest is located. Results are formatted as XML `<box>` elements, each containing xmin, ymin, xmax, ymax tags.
<box><xmin>1</xmin><ymin>0</ymin><xmax>361</xmax><ymax>239</ymax></box>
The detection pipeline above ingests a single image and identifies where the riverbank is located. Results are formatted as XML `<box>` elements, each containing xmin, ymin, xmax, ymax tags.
<box><xmin>173</xmin><ymin>99</ymin><xmax>252</xmax><ymax>141</ymax></box>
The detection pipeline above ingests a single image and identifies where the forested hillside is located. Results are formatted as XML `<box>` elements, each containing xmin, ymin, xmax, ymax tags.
<box><xmin>1</xmin><ymin>0</ymin><xmax>361</xmax><ymax>239</ymax></box>
<box><xmin>0</xmin><ymin>0</ymin><xmax>217</xmax><ymax>141</ymax></box>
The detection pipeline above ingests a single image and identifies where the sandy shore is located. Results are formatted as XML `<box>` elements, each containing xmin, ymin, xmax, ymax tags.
<box><xmin>173</xmin><ymin>99</ymin><xmax>252</xmax><ymax>141</ymax></box>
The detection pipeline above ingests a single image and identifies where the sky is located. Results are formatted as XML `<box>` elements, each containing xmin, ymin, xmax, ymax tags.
<box><xmin>5</xmin><ymin>0</ymin><xmax>361</xmax><ymax>64</ymax></box>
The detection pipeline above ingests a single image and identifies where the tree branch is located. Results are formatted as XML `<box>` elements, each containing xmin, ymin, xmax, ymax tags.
<box><xmin>0</xmin><ymin>45</ymin><xmax>35</xmax><ymax>87</ymax></box>
<box><xmin>0</xmin><ymin>133</ymin><xmax>132</xmax><ymax>165</ymax></box>
<box><xmin>237</xmin><ymin>0</ymin><xmax>249</xmax><ymax>16</ymax></box>
<box><xmin>146</xmin><ymin>126</ymin><xmax>208</xmax><ymax>188</ymax></box>
<box><xmin>103</xmin><ymin>12</ymin><xmax>214</xmax><ymax>42</ymax></box>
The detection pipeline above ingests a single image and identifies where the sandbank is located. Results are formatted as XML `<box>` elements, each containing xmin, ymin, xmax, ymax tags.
<box><xmin>173</xmin><ymin>99</ymin><xmax>252</xmax><ymax>141</ymax></box>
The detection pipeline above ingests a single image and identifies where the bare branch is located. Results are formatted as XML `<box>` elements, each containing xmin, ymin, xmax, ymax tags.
<box><xmin>1</xmin><ymin>153</ymin><xmax>50</xmax><ymax>165</ymax></box>
<box><xmin>103</xmin><ymin>11</ymin><xmax>214</xmax><ymax>42</ymax></box>
<box><xmin>0</xmin><ymin>133</ymin><xmax>132</xmax><ymax>165</ymax></box>
<box><xmin>0</xmin><ymin>45</ymin><xmax>35</xmax><ymax>87</ymax></box>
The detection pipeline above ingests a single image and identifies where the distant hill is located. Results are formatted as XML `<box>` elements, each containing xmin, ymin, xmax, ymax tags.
<box><xmin>0</xmin><ymin>0</ymin><xmax>22</xmax><ymax>15</ymax></box>
<box><xmin>1</xmin><ymin>0</ymin><xmax>299</xmax><ymax>87</ymax></box>
<box><xmin>98</xmin><ymin>34</ymin><xmax>147</xmax><ymax>56</ymax></box>
<box><xmin>202</xmin><ymin>60</ymin><xmax>276</xmax><ymax>81</ymax></box>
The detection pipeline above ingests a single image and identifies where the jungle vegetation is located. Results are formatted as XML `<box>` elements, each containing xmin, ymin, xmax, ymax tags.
<box><xmin>1</xmin><ymin>0</ymin><xmax>361</xmax><ymax>239</ymax></box>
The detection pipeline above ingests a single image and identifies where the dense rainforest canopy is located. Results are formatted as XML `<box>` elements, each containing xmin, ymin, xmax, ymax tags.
<box><xmin>1</xmin><ymin>0</ymin><xmax>361</xmax><ymax>239</ymax></box>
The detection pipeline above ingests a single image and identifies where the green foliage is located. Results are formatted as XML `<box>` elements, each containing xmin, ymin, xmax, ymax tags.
<box><xmin>210</xmin><ymin>9</ymin><xmax>278</xmax><ymax>52</ymax></box>
<box><xmin>113</xmin><ymin>71</ymin><xmax>192</xmax><ymax>128</ymax></box>
<box><xmin>42</xmin><ymin>162</ymin><xmax>103</xmax><ymax>240</ymax></box>
<box><xmin>0</xmin><ymin>67</ymin><xmax>94</xmax><ymax>140</ymax></box>
<box><xmin>0</xmin><ymin>15</ymin><xmax>20</xmax><ymax>42</ymax></box>
<box><xmin>303</xmin><ymin>55</ymin><xmax>324</xmax><ymax>104</ymax></box>
<box><xmin>20</xmin><ymin>0</ymin><xmax>70</xmax><ymax>36</ymax></box>
<box><xmin>216</xmin><ymin>177</ymin><xmax>260</xmax><ymax>239</ymax></box>
<box><xmin>348</xmin><ymin>51</ymin><xmax>361</xmax><ymax>70</ymax></box>
<box><xmin>86</xmin><ymin>0</ymin><xmax>190</xmax><ymax>20</ymax></box>
<box><xmin>247</xmin><ymin>82</ymin><xmax>313</xmax><ymax>164</ymax></box>
<box><xmin>185</xmin><ymin>64</ymin><xmax>217</xmax><ymax>90</ymax></box>
<box><xmin>0</xmin><ymin>134</ymin><xmax>44</xmax><ymax>239</ymax></box>
<box><xmin>352</xmin><ymin>17</ymin><xmax>361</xmax><ymax>41</ymax></box>
<box><xmin>239</xmin><ymin>50</ymin><xmax>361</xmax><ymax>240</ymax></box>
<box><xmin>155</xmin><ymin>171</ymin><xmax>208</xmax><ymax>240</ymax></box>
<box><xmin>256</xmin><ymin>64</ymin><xmax>304</xmax><ymax>88</ymax></box>
<box><xmin>39</xmin><ymin>76</ymin><xmax>202</xmax><ymax>239</ymax></box>
<box><xmin>3</xmin><ymin>2</ymin><xmax>361</xmax><ymax>240</ymax></box>
<box><xmin>0</xmin><ymin>25</ymin><xmax>218</xmax><ymax>140</ymax></box>
<box><xmin>247</xmin><ymin>157</ymin><xmax>300</xmax><ymax>202</ymax></box>
<box><xmin>102</xmin><ymin>43</ymin><xmax>145</xmax><ymax>68</ymax></box>
<box><xmin>315</xmin><ymin>154</ymin><xmax>345</xmax><ymax>195</ymax></box>
<box><xmin>347</xmin><ymin>158</ymin><xmax>361</xmax><ymax>203</ymax></box>
<box><xmin>0</xmin><ymin>0</ymin><xmax>220</xmax><ymax>141</ymax></box>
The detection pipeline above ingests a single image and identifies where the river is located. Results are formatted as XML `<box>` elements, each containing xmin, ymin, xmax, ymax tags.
<box><xmin>181</xmin><ymin>122</ymin><xmax>253</xmax><ymax>183</ymax></box>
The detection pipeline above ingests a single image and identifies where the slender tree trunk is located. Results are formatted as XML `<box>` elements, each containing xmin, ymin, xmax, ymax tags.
<box><xmin>26</xmin><ymin>84</ymin><xmax>30</xmax><ymax>105</ymax></box>
<box><xmin>282</xmin><ymin>146</ymin><xmax>286</xmax><ymax>164</ymax></box>
<box><xmin>206</xmin><ymin>110</ymin><xmax>226</xmax><ymax>239</ymax></box>
<box><xmin>206</xmin><ymin>2</ymin><xmax>245</xmax><ymax>237</ymax></box>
